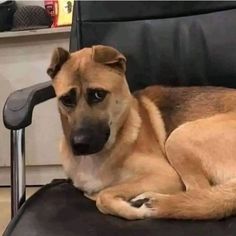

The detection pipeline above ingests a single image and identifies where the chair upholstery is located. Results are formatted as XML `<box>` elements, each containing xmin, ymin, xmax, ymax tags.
<box><xmin>4</xmin><ymin>2</ymin><xmax>236</xmax><ymax>235</ymax></box>
<box><xmin>71</xmin><ymin>1</ymin><xmax>236</xmax><ymax>91</ymax></box>
<box><xmin>4</xmin><ymin>180</ymin><xmax>236</xmax><ymax>236</ymax></box>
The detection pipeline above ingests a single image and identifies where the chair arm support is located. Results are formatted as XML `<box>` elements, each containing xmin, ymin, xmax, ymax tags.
<box><xmin>3</xmin><ymin>81</ymin><xmax>56</xmax><ymax>130</ymax></box>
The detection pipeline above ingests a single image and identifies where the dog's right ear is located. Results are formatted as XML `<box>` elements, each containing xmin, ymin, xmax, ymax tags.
<box><xmin>47</xmin><ymin>47</ymin><xmax>70</xmax><ymax>79</ymax></box>
<box><xmin>92</xmin><ymin>45</ymin><xmax>126</xmax><ymax>73</ymax></box>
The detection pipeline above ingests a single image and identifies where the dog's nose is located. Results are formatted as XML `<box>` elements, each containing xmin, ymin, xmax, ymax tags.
<box><xmin>71</xmin><ymin>134</ymin><xmax>91</xmax><ymax>155</ymax></box>
<box><xmin>70</xmin><ymin>125</ymin><xmax>110</xmax><ymax>156</ymax></box>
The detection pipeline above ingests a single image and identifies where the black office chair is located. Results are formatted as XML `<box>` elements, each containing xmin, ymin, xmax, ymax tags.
<box><xmin>3</xmin><ymin>2</ymin><xmax>236</xmax><ymax>235</ymax></box>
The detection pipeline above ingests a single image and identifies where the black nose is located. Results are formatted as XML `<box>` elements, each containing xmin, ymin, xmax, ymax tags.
<box><xmin>70</xmin><ymin>125</ymin><xmax>110</xmax><ymax>156</ymax></box>
<box><xmin>71</xmin><ymin>134</ymin><xmax>91</xmax><ymax>155</ymax></box>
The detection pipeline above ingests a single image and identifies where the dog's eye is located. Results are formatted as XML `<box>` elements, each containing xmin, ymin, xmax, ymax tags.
<box><xmin>59</xmin><ymin>89</ymin><xmax>77</xmax><ymax>108</ymax></box>
<box><xmin>87</xmin><ymin>89</ymin><xmax>108</xmax><ymax>104</ymax></box>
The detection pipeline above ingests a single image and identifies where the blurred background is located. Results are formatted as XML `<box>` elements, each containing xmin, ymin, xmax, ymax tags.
<box><xmin>0</xmin><ymin>0</ymin><xmax>75</xmax><ymax>233</ymax></box>
<box><xmin>0</xmin><ymin>0</ymin><xmax>74</xmax><ymax>187</ymax></box>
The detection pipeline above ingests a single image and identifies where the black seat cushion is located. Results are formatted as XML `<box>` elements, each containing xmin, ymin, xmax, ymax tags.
<box><xmin>4</xmin><ymin>180</ymin><xmax>236</xmax><ymax>236</ymax></box>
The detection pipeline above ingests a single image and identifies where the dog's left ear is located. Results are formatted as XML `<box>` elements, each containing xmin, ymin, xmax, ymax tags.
<box><xmin>47</xmin><ymin>47</ymin><xmax>70</xmax><ymax>79</ymax></box>
<box><xmin>92</xmin><ymin>45</ymin><xmax>126</xmax><ymax>73</ymax></box>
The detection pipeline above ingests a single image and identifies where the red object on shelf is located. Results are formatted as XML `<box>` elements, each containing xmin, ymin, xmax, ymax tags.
<box><xmin>44</xmin><ymin>0</ymin><xmax>56</xmax><ymax>27</ymax></box>
<box><xmin>44</xmin><ymin>0</ymin><xmax>73</xmax><ymax>27</ymax></box>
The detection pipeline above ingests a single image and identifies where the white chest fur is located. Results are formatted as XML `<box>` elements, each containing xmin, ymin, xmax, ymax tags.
<box><xmin>62</xmin><ymin>153</ymin><xmax>109</xmax><ymax>194</ymax></box>
<box><xmin>74</xmin><ymin>156</ymin><xmax>104</xmax><ymax>193</ymax></box>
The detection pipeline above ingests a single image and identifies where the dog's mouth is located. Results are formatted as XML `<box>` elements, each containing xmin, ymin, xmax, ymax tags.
<box><xmin>70</xmin><ymin>126</ymin><xmax>110</xmax><ymax>156</ymax></box>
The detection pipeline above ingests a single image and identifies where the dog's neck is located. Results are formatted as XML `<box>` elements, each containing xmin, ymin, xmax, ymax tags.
<box><xmin>100</xmin><ymin>97</ymin><xmax>142</xmax><ymax>164</ymax></box>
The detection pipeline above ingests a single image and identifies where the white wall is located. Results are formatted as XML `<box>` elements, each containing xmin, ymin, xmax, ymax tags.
<box><xmin>0</xmin><ymin>31</ymin><xmax>70</xmax><ymax>185</ymax></box>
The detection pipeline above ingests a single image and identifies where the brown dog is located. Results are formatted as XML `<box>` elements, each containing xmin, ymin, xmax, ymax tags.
<box><xmin>47</xmin><ymin>45</ymin><xmax>236</xmax><ymax>220</ymax></box>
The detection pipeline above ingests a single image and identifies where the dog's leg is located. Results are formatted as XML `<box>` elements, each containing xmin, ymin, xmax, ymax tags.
<box><xmin>131</xmin><ymin>178</ymin><xmax>236</xmax><ymax>219</ymax></box>
<box><xmin>165</xmin><ymin>113</ymin><xmax>236</xmax><ymax>191</ymax></box>
<box><xmin>96</xmin><ymin>179</ymin><xmax>161</xmax><ymax>220</ymax></box>
<box><xmin>132</xmin><ymin>114</ymin><xmax>236</xmax><ymax>219</ymax></box>
<box><xmin>165</xmin><ymin>136</ymin><xmax>210</xmax><ymax>191</ymax></box>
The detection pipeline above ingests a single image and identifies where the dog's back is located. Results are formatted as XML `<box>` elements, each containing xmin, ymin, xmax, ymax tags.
<box><xmin>135</xmin><ymin>86</ymin><xmax>236</xmax><ymax>135</ymax></box>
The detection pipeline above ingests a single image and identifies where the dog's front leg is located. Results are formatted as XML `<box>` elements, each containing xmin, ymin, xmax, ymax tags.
<box><xmin>96</xmin><ymin>180</ymin><xmax>154</xmax><ymax>220</ymax></box>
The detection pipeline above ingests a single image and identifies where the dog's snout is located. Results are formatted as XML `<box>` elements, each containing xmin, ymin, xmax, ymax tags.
<box><xmin>70</xmin><ymin>124</ymin><xmax>110</xmax><ymax>156</ymax></box>
<box><xmin>71</xmin><ymin>133</ymin><xmax>91</xmax><ymax>155</ymax></box>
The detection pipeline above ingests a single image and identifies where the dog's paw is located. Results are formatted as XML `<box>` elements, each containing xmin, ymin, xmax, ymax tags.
<box><xmin>130</xmin><ymin>192</ymin><xmax>156</xmax><ymax>209</ymax></box>
<box><xmin>130</xmin><ymin>197</ymin><xmax>150</xmax><ymax>208</ymax></box>
<box><xmin>130</xmin><ymin>192</ymin><xmax>170</xmax><ymax>213</ymax></box>
<box><xmin>130</xmin><ymin>197</ymin><xmax>157</xmax><ymax>218</ymax></box>
<box><xmin>96</xmin><ymin>193</ymin><xmax>154</xmax><ymax>220</ymax></box>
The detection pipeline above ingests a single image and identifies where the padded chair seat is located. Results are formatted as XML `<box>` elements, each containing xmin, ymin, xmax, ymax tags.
<box><xmin>3</xmin><ymin>180</ymin><xmax>236</xmax><ymax>236</ymax></box>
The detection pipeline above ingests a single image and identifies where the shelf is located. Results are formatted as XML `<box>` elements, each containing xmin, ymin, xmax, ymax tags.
<box><xmin>0</xmin><ymin>26</ymin><xmax>71</xmax><ymax>39</ymax></box>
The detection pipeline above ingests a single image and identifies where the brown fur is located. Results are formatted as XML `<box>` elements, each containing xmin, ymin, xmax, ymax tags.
<box><xmin>48</xmin><ymin>45</ymin><xmax>236</xmax><ymax>220</ymax></box>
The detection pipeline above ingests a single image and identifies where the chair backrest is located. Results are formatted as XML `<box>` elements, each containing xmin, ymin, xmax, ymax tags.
<box><xmin>70</xmin><ymin>2</ymin><xmax>236</xmax><ymax>91</ymax></box>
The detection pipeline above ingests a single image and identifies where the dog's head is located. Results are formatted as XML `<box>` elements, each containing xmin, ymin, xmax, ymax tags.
<box><xmin>47</xmin><ymin>45</ymin><xmax>131</xmax><ymax>156</ymax></box>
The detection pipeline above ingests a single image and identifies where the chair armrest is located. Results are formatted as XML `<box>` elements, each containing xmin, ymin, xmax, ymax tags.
<box><xmin>3</xmin><ymin>81</ymin><xmax>56</xmax><ymax>130</ymax></box>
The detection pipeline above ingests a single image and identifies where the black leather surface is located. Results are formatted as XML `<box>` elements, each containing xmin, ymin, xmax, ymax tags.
<box><xmin>70</xmin><ymin>1</ymin><xmax>80</xmax><ymax>52</ymax></box>
<box><xmin>3</xmin><ymin>81</ymin><xmax>55</xmax><ymax>130</ymax></box>
<box><xmin>4</xmin><ymin>180</ymin><xmax>236</xmax><ymax>236</ymax></box>
<box><xmin>79</xmin><ymin>1</ymin><xmax>236</xmax><ymax>21</ymax></box>
<box><xmin>74</xmin><ymin>2</ymin><xmax>236</xmax><ymax>91</ymax></box>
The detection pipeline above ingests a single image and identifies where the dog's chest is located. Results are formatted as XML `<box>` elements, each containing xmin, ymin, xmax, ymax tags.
<box><xmin>72</xmin><ymin>156</ymin><xmax>107</xmax><ymax>194</ymax></box>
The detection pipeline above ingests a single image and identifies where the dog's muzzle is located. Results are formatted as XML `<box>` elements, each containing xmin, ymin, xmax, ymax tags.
<box><xmin>70</xmin><ymin>123</ymin><xmax>110</xmax><ymax>155</ymax></box>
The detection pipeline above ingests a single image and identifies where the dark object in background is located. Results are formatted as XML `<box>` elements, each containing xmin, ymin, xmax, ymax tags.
<box><xmin>0</xmin><ymin>0</ymin><xmax>16</xmax><ymax>32</ymax></box>
<box><xmin>12</xmin><ymin>5</ymin><xmax>52</xmax><ymax>31</ymax></box>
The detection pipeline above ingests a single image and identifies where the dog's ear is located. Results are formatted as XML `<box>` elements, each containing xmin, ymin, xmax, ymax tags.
<box><xmin>92</xmin><ymin>45</ymin><xmax>126</xmax><ymax>73</ymax></box>
<box><xmin>47</xmin><ymin>47</ymin><xmax>70</xmax><ymax>79</ymax></box>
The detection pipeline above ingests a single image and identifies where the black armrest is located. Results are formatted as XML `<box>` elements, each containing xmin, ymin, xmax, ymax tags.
<box><xmin>3</xmin><ymin>81</ymin><xmax>56</xmax><ymax>130</ymax></box>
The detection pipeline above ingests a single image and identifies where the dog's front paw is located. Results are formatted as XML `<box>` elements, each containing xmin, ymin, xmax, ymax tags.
<box><xmin>96</xmin><ymin>192</ymin><xmax>155</xmax><ymax>220</ymax></box>
<box><xmin>130</xmin><ymin>192</ymin><xmax>170</xmax><ymax>217</ymax></box>
<box><xmin>130</xmin><ymin>197</ymin><xmax>150</xmax><ymax>208</ymax></box>
<box><xmin>130</xmin><ymin>192</ymin><xmax>156</xmax><ymax>209</ymax></box>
